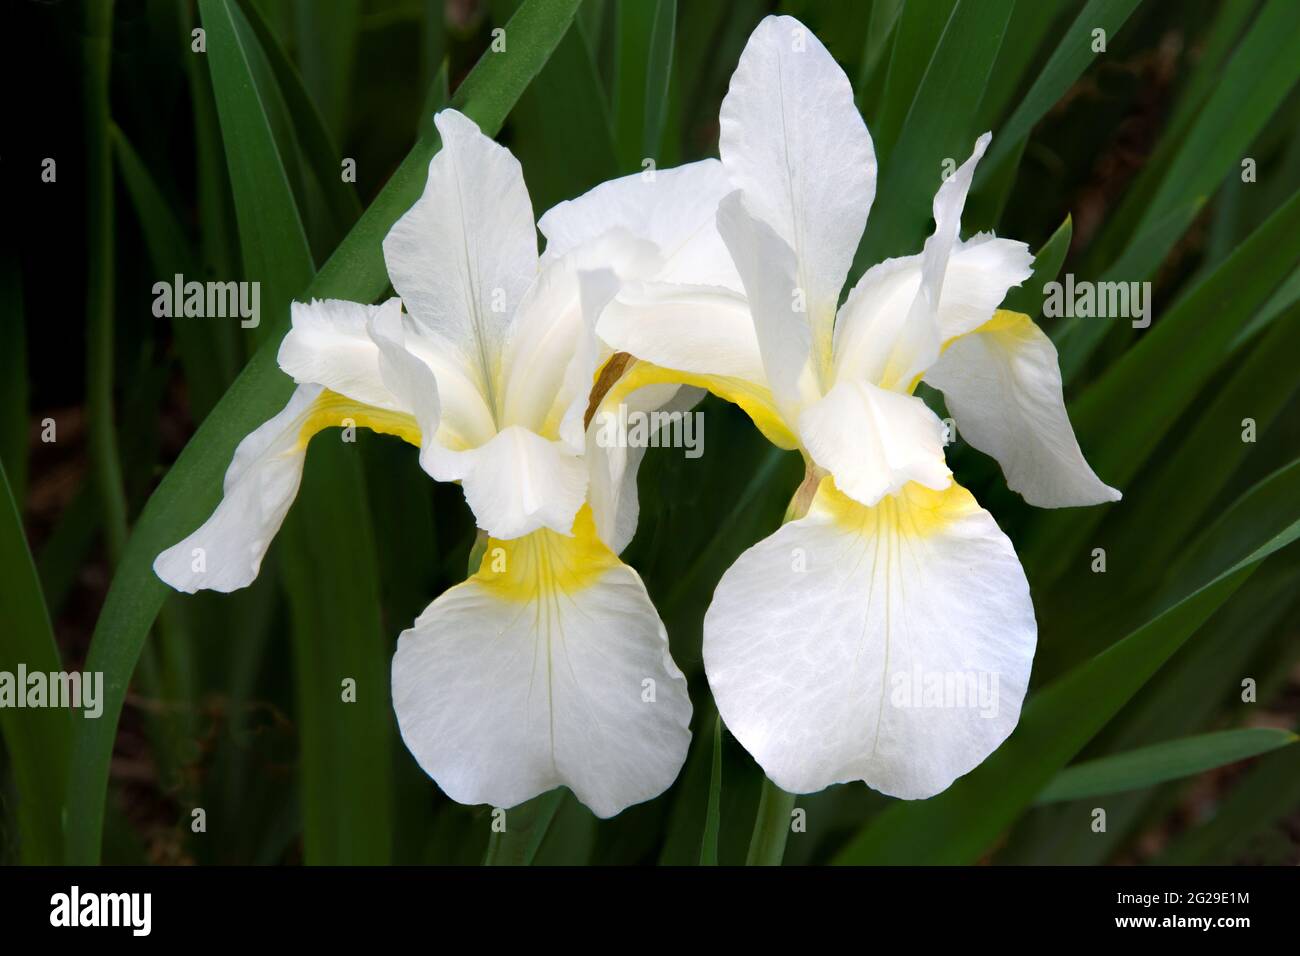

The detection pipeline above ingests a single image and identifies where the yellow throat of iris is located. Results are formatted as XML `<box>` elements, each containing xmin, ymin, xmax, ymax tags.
<box><xmin>813</xmin><ymin>475</ymin><xmax>979</xmax><ymax>539</ymax></box>
<box><xmin>472</xmin><ymin>505</ymin><xmax>620</xmax><ymax>602</ymax></box>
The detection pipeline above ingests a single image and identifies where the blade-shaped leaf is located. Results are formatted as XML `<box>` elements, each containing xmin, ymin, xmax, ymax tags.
<box><xmin>641</xmin><ymin>0</ymin><xmax>676</xmax><ymax>161</ymax></box>
<box><xmin>699</xmin><ymin>716</ymin><xmax>723</xmax><ymax>866</ymax></box>
<box><xmin>1054</xmin><ymin>198</ymin><xmax>1203</xmax><ymax>377</ymax></box>
<box><xmin>200</xmin><ymin>0</ymin><xmax>314</xmax><ymax>333</ymax></box>
<box><xmin>871</xmin><ymin>0</ymin><xmax>957</xmax><ymax>155</ymax></box>
<box><xmin>239</xmin><ymin>0</ymin><xmax>364</xmax><ymax>237</ymax></box>
<box><xmin>1107</xmin><ymin>305</ymin><xmax>1300</xmax><ymax>587</ymax></box>
<box><xmin>1036</xmin><ymin>729</ymin><xmax>1297</xmax><ymax>804</ymax></box>
<box><xmin>1082</xmin><ymin>0</ymin><xmax>1300</xmax><ymax>296</ymax></box>
<box><xmin>612</xmin><ymin>0</ymin><xmax>676</xmax><ymax>171</ymax></box>
<box><xmin>495</xmin><ymin>0</ymin><xmax>618</xmax><ymax>212</ymax></box>
<box><xmin>280</xmin><ymin>442</ymin><xmax>393</xmax><ymax>864</ymax></box>
<box><xmin>1001</xmin><ymin>559</ymin><xmax>1300</xmax><ymax>864</ymax></box>
<box><xmin>291</xmin><ymin>0</ymin><xmax>360</xmax><ymax>141</ymax></box>
<box><xmin>109</xmin><ymin>123</ymin><xmax>228</xmax><ymax>419</ymax></box>
<box><xmin>1138</xmin><ymin>0</ymin><xmax>1300</xmax><ymax>237</ymax></box>
<box><xmin>981</xmin><ymin>0</ymin><xmax>1144</xmax><ymax>173</ymax></box>
<box><xmin>0</xmin><ymin>461</ymin><xmax>71</xmax><ymax>864</ymax></box>
<box><xmin>1155</xmin><ymin>744</ymin><xmax>1300</xmax><ymax>864</ymax></box>
<box><xmin>853</xmin><ymin>0</ymin><xmax>1015</xmax><ymax>272</ymax></box>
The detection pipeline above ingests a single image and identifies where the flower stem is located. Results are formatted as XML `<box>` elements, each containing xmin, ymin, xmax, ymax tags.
<box><xmin>745</xmin><ymin>776</ymin><xmax>797</xmax><ymax>865</ymax></box>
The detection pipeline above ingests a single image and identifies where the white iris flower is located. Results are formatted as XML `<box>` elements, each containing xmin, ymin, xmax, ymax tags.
<box><xmin>592</xmin><ymin>16</ymin><xmax>1122</xmax><ymax>799</ymax></box>
<box><xmin>154</xmin><ymin>109</ymin><xmax>696</xmax><ymax>818</ymax></box>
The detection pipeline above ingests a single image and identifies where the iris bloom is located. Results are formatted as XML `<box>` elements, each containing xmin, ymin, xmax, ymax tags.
<box><xmin>594</xmin><ymin>16</ymin><xmax>1121</xmax><ymax>799</ymax></box>
<box><xmin>154</xmin><ymin>110</ymin><xmax>696</xmax><ymax>818</ymax></box>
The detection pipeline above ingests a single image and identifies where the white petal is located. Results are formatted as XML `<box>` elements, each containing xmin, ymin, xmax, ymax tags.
<box><xmin>154</xmin><ymin>385</ymin><xmax>322</xmax><ymax>593</ymax></box>
<box><xmin>831</xmin><ymin>237</ymin><xmax>1031</xmax><ymax>389</ymax></box>
<box><xmin>381</xmin><ymin>109</ymin><xmax>538</xmax><ymax>405</ymax></box>
<box><xmin>704</xmin><ymin>478</ymin><xmax>1036</xmax><ymax>799</ymax></box>
<box><xmin>716</xmin><ymin>190</ymin><xmax>822</xmax><ymax>422</ymax></box>
<box><xmin>278</xmin><ymin>298</ymin><xmax>403</xmax><ymax>408</ymax></box>
<box><xmin>539</xmin><ymin>159</ymin><xmax>741</xmax><ymax>289</ymax></box>
<box><xmin>366</xmin><ymin>299</ymin><xmax>500</xmax><ymax>459</ymax></box>
<box><xmin>598</xmin><ymin>281</ymin><xmax>764</xmax><ymax>382</ymax></box>
<box><xmin>720</xmin><ymin>14</ymin><xmax>876</xmax><ymax>349</ymax></box>
<box><xmin>924</xmin><ymin>311</ymin><xmax>1122</xmax><ymax>507</ymax></box>
<box><xmin>434</xmin><ymin>425</ymin><xmax>588</xmax><ymax>539</ymax></box>
<box><xmin>935</xmin><ymin>233</ymin><xmax>1033</xmax><ymax>343</ymax></box>
<box><xmin>842</xmin><ymin>134</ymin><xmax>994</xmax><ymax>390</ymax></box>
<box><xmin>367</xmin><ymin>308</ymin><xmax>444</xmax><ymax>477</ymax></box>
<box><xmin>392</xmin><ymin>509</ymin><xmax>692</xmax><ymax>818</ymax></box>
<box><xmin>920</xmin><ymin>133</ymin><xmax>991</xmax><ymax>304</ymax></box>
<box><xmin>502</xmin><ymin>233</ymin><xmax>652</xmax><ymax>445</ymax></box>
<box><xmin>830</xmin><ymin>253</ymin><xmax>937</xmax><ymax>392</ymax></box>
<box><xmin>585</xmin><ymin>435</ymin><xmax>649</xmax><ymax>557</ymax></box>
<box><xmin>798</xmin><ymin>379</ymin><xmax>951</xmax><ymax>507</ymax></box>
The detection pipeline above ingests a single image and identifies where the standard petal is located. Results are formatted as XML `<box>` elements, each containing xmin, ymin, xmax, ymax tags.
<box><xmin>154</xmin><ymin>385</ymin><xmax>323</xmax><ymax>593</ymax></box>
<box><xmin>924</xmin><ymin>310</ymin><xmax>1122</xmax><ymax>507</ymax></box>
<box><xmin>830</xmin><ymin>253</ymin><xmax>937</xmax><ymax>393</ymax></box>
<box><xmin>502</xmin><ymin>231</ymin><xmax>654</xmax><ymax>447</ymax></box>
<box><xmin>716</xmin><ymin>191</ymin><xmax>822</xmax><ymax>421</ymax></box>
<box><xmin>719</xmin><ymin>14</ymin><xmax>876</xmax><ymax>356</ymax></box>
<box><xmin>704</xmin><ymin>478</ymin><xmax>1036</xmax><ymax>799</ymax></box>
<box><xmin>798</xmin><ymin>378</ymin><xmax>951</xmax><ymax>507</ymax></box>
<box><xmin>434</xmin><ymin>425</ymin><xmax>588</xmax><ymax>539</ymax></box>
<box><xmin>278</xmin><ymin>298</ymin><xmax>404</xmax><ymax>408</ymax></box>
<box><xmin>391</xmin><ymin>507</ymin><xmax>692</xmax><ymax>818</ymax></box>
<box><xmin>381</xmin><ymin>109</ymin><xmax>538</xmax><ymax>406</ymax></box>
<box><xmin>538</xmin><ymin>159</ymin><xmax>741</xmax><ymax>289</ymax></box>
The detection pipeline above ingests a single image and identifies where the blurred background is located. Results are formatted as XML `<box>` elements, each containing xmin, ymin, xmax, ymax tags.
<box><xmin>3</xmin><ymin>0</ymin><xmax>1299</xmax><ymax>865</ymax></box>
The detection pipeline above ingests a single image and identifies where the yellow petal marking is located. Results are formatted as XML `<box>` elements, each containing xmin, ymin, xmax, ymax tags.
<box><xmin>472</xmin><ymin>504</ymin><xmax>620</xmax><ymax>602</ymax></box>
<box><xmin>938</xmin><ymin>308</ymin><xmax>1036</xmax><ymax>355</ymax></box>
<box><xmin>294</xmin><ymin>389</ymin><xmax>423</xmax><ymax>451</ymax></box>
<box><xmin>898</xmin><ymin>309</ymin><xmax>1034</xmax><ymax>395</ymax></box>
<box><xmin>811</xmin><ymin>474</ymin><xmax>980</xmax><ymax>539</ymax></box>
<box><xmin>599</xmin><ymin>360</ymin><xmax>801</xmax><ymax>451</ymax></box>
